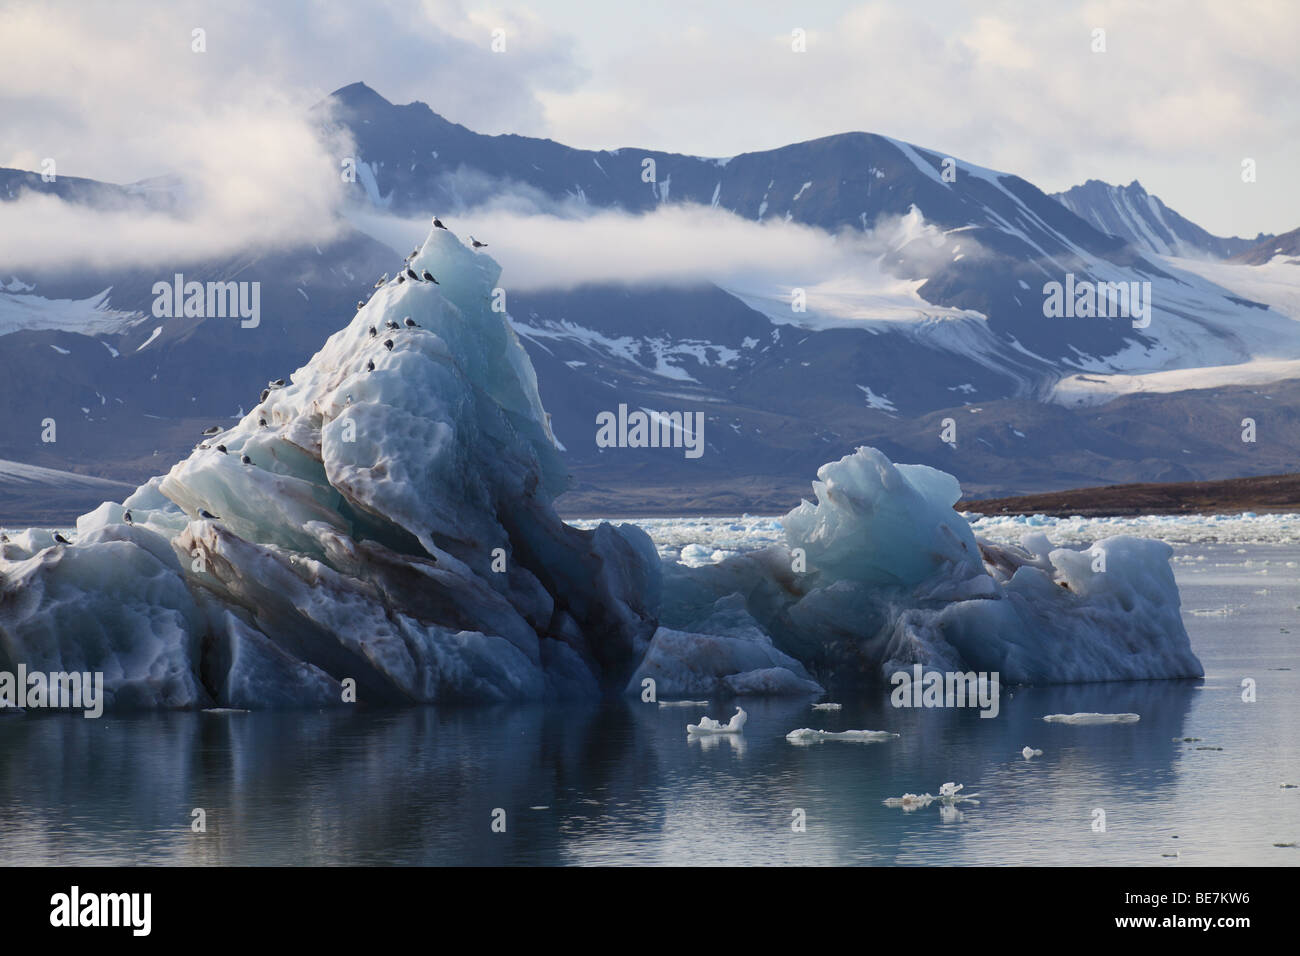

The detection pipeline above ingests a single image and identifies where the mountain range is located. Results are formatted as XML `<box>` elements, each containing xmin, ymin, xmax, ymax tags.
<box><xmin>1</xmin><ymin>81</ymin><xmax>1297</xmax><ymax>521</ymax></box>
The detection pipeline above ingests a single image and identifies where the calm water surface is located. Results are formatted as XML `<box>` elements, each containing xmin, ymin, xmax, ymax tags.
<box><xmin>1</xmin><ymin>542</ymin><xmax>1296</xmax><ymax>865</ymax></box>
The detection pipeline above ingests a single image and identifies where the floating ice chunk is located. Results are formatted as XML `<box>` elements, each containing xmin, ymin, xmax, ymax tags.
<box><xmin>658</xmin><ymin>699</ymin><xmax>711</xmax><ymax>708</ymax></box>
<box><xmin>1042</xmin><ymin>712</ymin><xmax>1140</xmax><ymax>724</ymax></box>
<box><xmin>687</xmin><ymin>706</ymin><xmax>747</xmax><ymax>735</ymax></box>
<box><xmin>812</xmin><ymin>702</ymin><xmax>842</xmax><ymax>711</ymax></box>
<box><xmin>786</xmin><ymin>728</ymin><xmax>899</xmax><ymax>744</ymax></box>
<box><xmin>1021</xmin><ymin>746</ymin><xmax>1044</xmax><ymax>759</ymax></box>
<box><xmin>883</xmin><ymin>793</ymin><xmax>934</xmax><ymax>811</ymax></box>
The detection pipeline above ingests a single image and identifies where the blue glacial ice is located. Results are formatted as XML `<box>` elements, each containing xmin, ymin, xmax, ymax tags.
<box><xmin>0</xmin><ymin>228</ymin><xmax>1203</xmax><ymax>710</ymax></box>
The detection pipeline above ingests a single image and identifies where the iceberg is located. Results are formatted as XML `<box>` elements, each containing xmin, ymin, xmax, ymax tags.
<box><xmin>686</xmin><ymin>706</ymin><xmax>747</xmax><ymax>735</ymax></box>
<box><xmin>1042</xmin><ymin>712</ymin><xmax>1141</xmax><ymax>724</ymax></box>
<box><xmin>0</xmin><ymin>226</ymin><xmax>1203</xmax><ymax>711</ymax></box>
<box><xmin>785</xmin><ymin>728</ymin><xmax>899</xmax><ymax>744</ymax></box>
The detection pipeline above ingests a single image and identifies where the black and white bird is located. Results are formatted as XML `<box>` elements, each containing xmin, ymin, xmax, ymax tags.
<box><xmin>374</xmin><ymin>275</ymin><xmax>388</xmax><ymax>288</ymax></box>
<box><xmin>241</xmin><ymin>454</ymin><xmax>252</xmax><ymax>465</ymax></box>
<box><xmin>53</xmin><ymin>532</ymin><xmax>70</xmax><ymax>544</ymax></box>
<box><xmin>270</xmin><ymin>378</ymin><xmax>285</xmax><ymax>387</ymax></box>
<box><xmin>198</xmin><ymin>509</ymin><xmax>220</xmax><ymax>520</ymax></box>
<box><xmin>422</xmin><ymin>271</ymin><xmax>438</xmax><ymax>284</ymax></box>
<box><xmin>260</xmin><ymin>389</ymin><xmax>270</xmax><ymax>403</ymax></box>
<box><xmin>123</xmin><ymin>510</ymin><xmax>133</xmax><ymax>524</ymax></box>
<box><xmin>396</xmin><ymin>273</ymin><xmax>405</xmax><ymax>284</ymax></box>
<box><xmin>215</xmin><ymin>444</ymin><xmax>227</xmax><ymax>454</ymax></box>
<box><xmin>432</xmin><ymin>218</ymin><xmax>447</xmax><ymax>230</ymax></box>
<box><xmin>385</xmin><ymin>319</ymin><xmax>400</xmax><ymax>331</ymax></box>
<box><xmin>403</xmin><ymin>317</ymin><xmax>419</xmax><ymax>328</ymax></box>
<box><xmin>384</xmin><ymin>339</ymin><xmax>394</xmax><ymax>351</ymax></box>
<box><xmin>202</xmin><ymin>425</ymin><xmax>221</xmax><ymax>436</ymax></box>
<box><xmin>406</xmin><ymin>267</ymin><xmax>419</xmax><ymax>281</ymax></box>
<box><xmin>357</xmin><ymin>300</ymin><xmax>366</xmax><ymax>310</ymax></box>
<box><xmin>258</xmin><ymin>417</ymin><xmax>267</xmax><ymax>427</ymax></box>
<box><xmin>368</xmin><ymin>325</ymin><xmax>377</xmax><ymax>337</ymax></box>
<box><xmin>470</xmin><ymin>236</ymin><xmax>488</xmax><ymax>249</ymax></box>
<box><xmin>366</xmin><ymin>359</ymin><xmax>375</xmax><ymax>372</ymax></box>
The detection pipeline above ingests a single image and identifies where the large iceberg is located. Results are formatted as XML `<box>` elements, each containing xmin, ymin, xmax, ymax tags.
<box><xmin>0</xmin><ymin>228</ymin><xmax>1202</xmax><ymax>711</ymax></box>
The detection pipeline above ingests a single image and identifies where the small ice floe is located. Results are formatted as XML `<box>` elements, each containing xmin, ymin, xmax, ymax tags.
<box><xmin>883</xmin><ymin>793</ymin><xmax>934</xmax><ymax>811</ymax></box>
<box><xmin>811</xmin><ymin>703</ymin><xmax>842</xmax><ymax>711</ymax></box>
<box><xmin>884</xmin><ymin>782</ymin><xmax>978</xmax><ymax>811</ymax></box>
<box><xmin>202</xmin><ymin>708</ymin><xmax>251</xmax><ymax>715</ymax></box>
<box><xmin>1021</xmin><ymin>746</ymin><xmax>1043</xmax><ymax>760</ymax></box>
<box><xmin>687</xmin><ymin>707</ymin><xmax>747</xmax><ymax>736</ymax></box>
<box><xmin>659</xmin><ymin>699</ymin><xmax>711</xmax><ymax>708</ymax></box>
<box><xmin>786</xmin><ymin>728</ymin><xmax>899</xmax><ymax>745</ymax></box>
<box><xmin>1042</xmin><ymin>712</ymin><xmax>1140</xmax><ymax>724</ymax></box>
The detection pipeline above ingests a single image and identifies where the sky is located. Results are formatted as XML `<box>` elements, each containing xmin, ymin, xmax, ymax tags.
<box><xmin>0</xmin><ymin>0</ymin><xmax>1296</xmax><ymax>239</ymax></box>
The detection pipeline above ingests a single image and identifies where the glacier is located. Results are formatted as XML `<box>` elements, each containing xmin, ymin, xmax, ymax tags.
<box><xmin>0</xmin><ymin>227</ymin><xmax>1203</xmax><ymax>711</ymax></box>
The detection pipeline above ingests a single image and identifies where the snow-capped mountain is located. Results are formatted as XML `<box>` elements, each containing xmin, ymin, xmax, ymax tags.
<box><xmin>2</xmin><ymin>82</ymin><xmax>1298</xmax><ymax>519</ymax></box>
<box><xmin>1052</xmin><ymin>179</ymin><xmax>1270</xmax><ymax>260</ymax></box>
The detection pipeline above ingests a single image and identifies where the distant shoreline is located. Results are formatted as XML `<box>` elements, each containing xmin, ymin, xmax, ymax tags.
<box><xmin>959</xmin><ymin>472</ymin><xmax>1300</xmax><ymax>518</ymax></box>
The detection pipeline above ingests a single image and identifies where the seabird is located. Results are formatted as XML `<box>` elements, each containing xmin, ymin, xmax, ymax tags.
<box><xmin>385</xmin><ymin>319</ymin><xmax>400</xmax><ymax>331</ymax></box>
<box><xmin>368</xmin><ymin>325</ymin><xmax>377</xmax><ymax>337</ymax></box>
<box><xmin>374</xmin><ymin>275</ymin><xmax>387</xmax><ymax>288</ymax></box>
<box><xmin>260</xmin><ymin>389</ymin><xmax>270</xmax><ymax>403</ymax></box>
<box><xmin>396</xmin><ymin>274</ymin><xmax>405</xmax><ymax>284</ymax></box>
<box><xmin>202</xmin><ymin>425</ymin><xmax>221</xmax><ymax>436</ymax></box>
<box><xmin>405</xmin><ymin>267</ymin><xmax>419</xmax><ymax>281</ymax></box>
<box><xmin>270</xmin><ymin>378</ymin><xmax>285</xmax><ymax>387</ymax></box>
<box><xmin>422</xmin><ymin>271</ymin><xmax>438</xmax><ymax>284</ymax></box>
<box><xmin>384</xmin><ymin>339</ymin><xmax>394</xmax><ymax>351</ymax></box>
<box><xmin>53</xmin><ymin>532</ymin><xmax>70</xmax><ymax>544</ymax></box>
<box><xmin>357</xmin><ymin>300</ymin><xmax>366</xmax><ymax>310</ymax></box>
<box><xmin>0</xmin><ymin>533</ymin><xmax>8</xmax><ymax>543</ymax></box>
<box><xmin>123</xmin><ymin>510</ymin><xmax>133</xmax><ymax>524</ymax></box>
<box><xmin>366</xmin><ymin>359</ymin><xmax>375</xmax><ymax>372</ymax></box>
<box><xmin>241</xmin><ymin>454</ymin><xmax>252</xmax><ymax>465</ymax></box>
<box><xmin>404</xmin><ymin>317</ymin><xmax>419</xmax><ymax>328</ymax></box>
<box><xmin>215</xmin><ymin>444</ymin><xmax>227</xmax><ymax>454</ymax></box>
<box><xmin>198</xmin><ymin>509</ymin><xmax>220</xmax><ymax>520</ymax></box>
<box><xmin>258</xmin><ymin>417</ymin><xmax>267</xmax><ymax>427</ymax></box>
<box><xmin>470</xmin><ymin>236</ymin><xmax>488</xmax><ymax>249</ymax></box>
<box><xmin>433</xmin><ymin>218</ymin><xmax>446</xmax><ymax>230</ymax></box>
<box><xmin>198</xmin><ymin>443</ymin><xmax>210</xmax><ymax>450</ymax></box>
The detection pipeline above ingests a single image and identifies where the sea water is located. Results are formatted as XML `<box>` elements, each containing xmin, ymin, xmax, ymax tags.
<box><xmin>0</xmin><ymin>537</ymin><xmax>1295</xmax><ymax>866</ymax></box>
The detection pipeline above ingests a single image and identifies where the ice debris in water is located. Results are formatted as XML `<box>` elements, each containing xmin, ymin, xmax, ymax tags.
<box><xmin>883</xmin><ymin>783</ymin><xmax>979</xmax><ymax>811</ymax></box>
<box><xmin>1042</xmin><ymin>713</ymin><xmax>1140</xmax><ymax>724</ymax></box>
<box><xmin>785</xmin><ymin>728</ymin><xmax>898</xmax><ymax>745</ymax></box>
<box><xmin>686</xmin><ymin>706</ymin><xmax>747</xmax><ymax>736</ymax></box>
<box><xmin>1021</xmin><ymin>746</ymin><xmax>1043</xmax><ymax>759</ymax></box>
<box><xmin>811</xmin><ymin>702</ymin><xmax>842</xmax><ymax>711</ymax></box>
<box><xmin>0</xmin><ymin>225</ymin><xmax>1204</xmax><ymax>712</ymax></box>
<box><xmin>658</xmin><ymin>699</ymin><xmax>711</xmax><ymax>708</ymax></box>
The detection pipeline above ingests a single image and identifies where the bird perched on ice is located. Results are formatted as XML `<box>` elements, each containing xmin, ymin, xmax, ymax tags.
<box><xmin>269</xmin><ymin>378</ymin><xmax>285</xmax><ymax>387</ymax></box>
<box><xmin>260</xmin><ymin>388</ymin><xmax>270</xmax><ymax>403</ymax></box>
<box><xmin>383</xmin><ymin>339</ymin><xmax>394</xmax><ymax>351</ymax></box>
<box><xmin>373</xmin><ymin>275</ymin><xmax>387</xmax><ymax>288</ymax></box>
<box><xmin>215</xmin><ymin>444</ymin><xmax>227</xmax><ymax>454</ymax></box>
<box><xmin>403</xmin><ymin>317</ymin><xmax>419</xmax><ymax>328</ymax></box>
<box><xmin>368</xmin><ymin>325</ymin><xmax>377</xmax><ymax>338</ymax></box>
<box><xmin>53</xmin><ymin>532</ymin><xmax>71</xmax><ymax>544</ymax></box>
<box><xmin>432</xmin><ymin>217</ymin><xmax>447</xmax><ymax>230</ymax></box>
<box><xmin>396</xmin><ymin>274</ymin><xmax>405</xmax><ymax>284</ymax></box>
<box><xmin>258</xmin><ymin>417</ymin><xmax>267</xmax><ymax>427</ymax></box>
<box><xmin>123</xmin><ymin>510</ymin><xmax>133</xmax><ymax>524</ymax></box>
<box><xmin>405</xmin><ymin>267</ymin><xmax>419</xmax><ymax>281</ymax></box>
<box><xmin>356</xmin><ymin>300</ymin><xmax>366</xmax><ymax>310</ymax></box>
<box><xmin>385</xmin><ymin>319</ymin><xmax>400</xmax><ymax>331</ymax></box>
<box><xmin>241</xmin><ymin>454</ymin><xmax>252</xmax><ymax>465</ymax></box>
<box><xmin>469</xmin><ymin>236</ymin><xmax>488</xmax><ymax>249</ymax></box>
<box><xmin>366</xmin><ymin>359</ymin><xmax>375</xmax><ymax>372</ymax></box>
<box><xmin>422</xmin><ymin>270</ymin><xmax>439</xmax><ymax>284</ymax></box>
<box><xmin>202</xmin><ymin>425</ymin><xmax>221</xmax><ymax>436</ymax></box>
<box><xmin>198</xmin><ymin>509</ymin><xmax>220</xmax><ymax>520</ymax></box>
